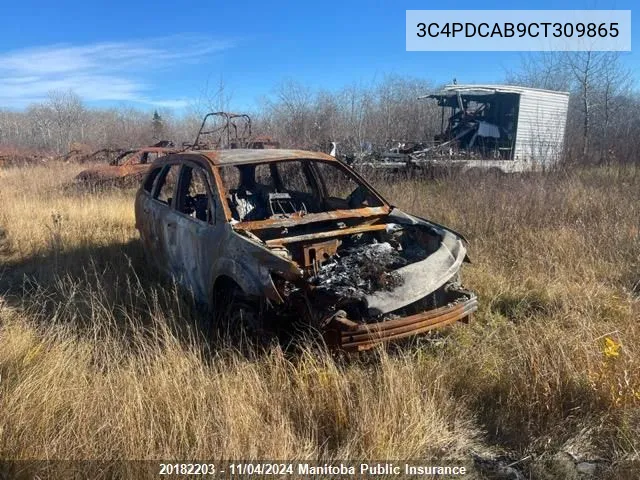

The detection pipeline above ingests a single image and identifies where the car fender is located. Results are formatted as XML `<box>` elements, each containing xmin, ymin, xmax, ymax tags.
<box><xmin>210</xmin><ymin>257</ymin><xmax>281</xmax><ymax>304</ymax></box>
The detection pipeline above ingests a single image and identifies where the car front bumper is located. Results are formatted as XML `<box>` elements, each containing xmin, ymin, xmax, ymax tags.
<box><xmin>323</xmin><ymin>291</ymin><xmax>478</xmax><ymax>352</ymax></box>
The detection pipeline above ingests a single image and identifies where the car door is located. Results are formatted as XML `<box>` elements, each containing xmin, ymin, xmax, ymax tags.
<box><xmin>135</xmin><ymin>164</ymin><xmax>164</xmax><ymax>258</ymax></box>
<box><xmin>169</xmin><ymin>160</ymin><xmax>225</xmax><ymax>305</ymax></box>
<box><xmin>150</xmin><ymin>162</ymin><xmax>182</xmax><ymax>278</ymax></box>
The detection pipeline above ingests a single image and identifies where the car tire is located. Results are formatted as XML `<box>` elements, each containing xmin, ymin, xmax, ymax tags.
<box><xmin>213</xmin><ymin>283</ymin><xmax>267</xmax><ymax>344</ymax></box>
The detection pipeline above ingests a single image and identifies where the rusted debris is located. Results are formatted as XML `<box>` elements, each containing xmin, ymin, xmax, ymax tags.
<box><xmin>331</xmin><ymin>292</ymin><xmax>477</xmax><ymax>351</ymax></box>
<box><xmin>186</xmin><ymin>112</ymin><xmax>281</xmax><ymax>151</ymax></box>
<box><xmin>74</xmin><ymin>144</ymin><xmax>176</xmax><ymax>187</ymax></box>
<box><xmin>186</xmin><ymin>112</ymin><xmax>252</xmax><ymax>150</ymax></box>
<box><xmin>135</xmin><ymin>131</ymin><xmax>477</xmax><ymax>351</ymax></box>
<box><xmin>60</xmin><ymin>146</ymin><xmax>126</xmax><ymax>165</ymax></box>
<box><xmin>0</xmin><ymin>146</ymin><xmax>52</xmax><ymax>167</ymax></box>
<box><xmin>247</xmin><ymin>136</ymin><xmax>280</xmax><ymax>149</ymax></box>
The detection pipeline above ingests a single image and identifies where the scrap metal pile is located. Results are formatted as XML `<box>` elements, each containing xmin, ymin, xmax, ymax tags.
<box><xmin>72</xmin><ymin>142</ymin><xmax>177</xmax><ymax>187</ymax></box>
<box><xmin>338</xmin><ymin>86</ymin><xmax>524</xmax><ymax>171</ymax></box>
<box><xmin>57</xmin><ymin>143</ymin><xmax>125</xmax><ymax>164</ymax></box>
<box><xmin>350</xmin><ymin>115</ymin><xmax>505</xmax><ymax>169</ymax></box>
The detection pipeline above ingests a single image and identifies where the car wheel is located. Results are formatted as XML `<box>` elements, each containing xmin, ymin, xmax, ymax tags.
<box><xmin>213</xmin><ymin>284</ymin><xmax>266</xmax><ymax>343</ymax></box>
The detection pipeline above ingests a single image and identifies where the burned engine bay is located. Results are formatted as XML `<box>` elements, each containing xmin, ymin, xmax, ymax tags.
<box><xmin>248</xmin><ymin>216</ymin><xmax>471</xmax><ymax>326</ymax></box>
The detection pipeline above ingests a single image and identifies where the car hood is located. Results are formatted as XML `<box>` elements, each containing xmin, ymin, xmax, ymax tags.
<box><xmin>364</xmin><ymin>229</ymin><xmax>465</xmax><ymax>315</ymax></box>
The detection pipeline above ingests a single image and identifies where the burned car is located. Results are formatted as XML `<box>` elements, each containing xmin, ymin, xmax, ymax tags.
<box><xmin>135</xmin><ymin>149</ymin><xmax>477</xmax><ymax>351</ymax></box>
<box><xmin>75</xmin><ymin>145</ymin><xmax>176</xmax><ymax>187</ymax></box>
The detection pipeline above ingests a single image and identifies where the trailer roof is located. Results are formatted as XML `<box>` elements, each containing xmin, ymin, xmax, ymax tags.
<box><xmin>421</xmin><ymin>84</ymin><xmax>570</xmax><ymax>99</ymax></box>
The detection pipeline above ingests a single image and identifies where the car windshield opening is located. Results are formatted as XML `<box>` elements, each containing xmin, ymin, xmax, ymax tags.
<box><xmin>218</xmin><ymin>159</ymin><xmax>383</xmax><ymax>222</ymax></box>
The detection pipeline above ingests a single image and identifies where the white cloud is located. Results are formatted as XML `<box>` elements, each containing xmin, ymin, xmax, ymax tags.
<box><xmin>141</xmin><ymin>98</ymin><xmax>191</xmax><ymax>109</ymax></box>
<box><xmin>0</xmin><ymin>35</ymin><xmax>233</xmax><ymax>108</ymax></box>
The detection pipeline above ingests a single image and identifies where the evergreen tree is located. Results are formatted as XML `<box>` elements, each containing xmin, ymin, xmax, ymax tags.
<box><xmin>151</xmin><ymin>110</ymin><xmax>164</xmax><ymax>140</ymax></box>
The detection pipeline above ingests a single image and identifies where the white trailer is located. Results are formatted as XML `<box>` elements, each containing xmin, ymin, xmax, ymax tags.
<box><xmin>418</xmin><ymin>84</ymin><xmax>570</xmax><ymax>173</ymax></box>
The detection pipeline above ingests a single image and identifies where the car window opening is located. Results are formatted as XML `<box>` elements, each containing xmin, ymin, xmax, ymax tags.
<box><xmin>178</xmin><ymin>166</ymin><xmax>214</xmax><ymax>223</ymax></box>
<box><xmin>154</xmin><ymin>164</ymin><xmax>180</xmax><ymax>206</ymax></box>
<box><xmin>219</xmin><ymin>160</ymin><xmax>383</xmax><ymax>222</ymax></box>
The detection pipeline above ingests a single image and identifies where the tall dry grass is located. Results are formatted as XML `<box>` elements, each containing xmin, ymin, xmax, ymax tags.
<box><xmin>0</xmin><ymin>162</ymin><xmax>639</xmax><ymax>478</ymax></box>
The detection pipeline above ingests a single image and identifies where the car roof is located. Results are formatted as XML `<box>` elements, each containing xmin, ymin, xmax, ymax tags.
<box><xmin>166</xmin><ymin>148</ymin><xmax>337</xmax><ymax>167</ymax></box>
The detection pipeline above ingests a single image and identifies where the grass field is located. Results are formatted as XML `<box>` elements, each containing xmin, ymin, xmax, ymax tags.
<box><xmin>0</xmin><ymin>162</ymin><xmax>639</xmax><ymax>478</ymax></box>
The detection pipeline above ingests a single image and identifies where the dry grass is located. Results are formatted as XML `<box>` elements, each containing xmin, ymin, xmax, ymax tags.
<box><xmin>1</xmin><ymin>162</ymin><xmax>639</xmax><ymax>478</ymax></box>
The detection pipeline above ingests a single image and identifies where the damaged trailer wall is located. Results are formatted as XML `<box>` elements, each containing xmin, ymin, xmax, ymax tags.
<box><xmin>426</xmin><ymin>85</ymin><xmax>570</xmax><ymax>172</ymax></box>
<box><xmin>512</xmin><ymin>87</ymin><xmax>570</xmax><ymax>166</ymax></box>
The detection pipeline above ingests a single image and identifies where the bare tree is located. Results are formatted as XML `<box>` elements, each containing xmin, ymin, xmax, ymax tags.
<box><xmin>506</xmin><ymin>52</ymin><xmax>572</xmax><ymax>91</ymax></box>
<box><xmin>508</xmin><ymin>51</ymin><xmax>636</xmax><ymax>164</ymax></box>
<box><xmin>564</xmin><ymin>52</ymin><xmax>602</xmax><ymax>158</ymax></box>
<box><xmin>593</xmin><ymin>53</ymin><xmax>632</xmax><ymax>162</ymax></box>
<box><xmin>45</xmin><ymin>90</ymin><xmax>86</xmax><ymax>152</ymax></box>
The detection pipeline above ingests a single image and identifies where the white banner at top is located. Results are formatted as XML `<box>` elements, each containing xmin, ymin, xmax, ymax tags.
<box><xmin>406</xmin><ymin>10</ymin><xmax>631</xmax><ymax>51</ymax></box>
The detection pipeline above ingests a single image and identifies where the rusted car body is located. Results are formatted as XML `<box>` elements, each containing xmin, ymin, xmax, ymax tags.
<box><xmin>75</xmin><ymin>146</ymin><xmax>177</xmax><ymax>186</ymax></box>
<box><xmin>135</xmin><ymin>149</ymin><xmax>477</xmax><ymax>351</ymax></box>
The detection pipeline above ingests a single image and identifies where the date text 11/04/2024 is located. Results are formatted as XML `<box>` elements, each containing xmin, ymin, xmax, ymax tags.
<box><xmin>158</xmin><ymin>462</ymin><xmax>468</xmax><ymax>476</ymax></box>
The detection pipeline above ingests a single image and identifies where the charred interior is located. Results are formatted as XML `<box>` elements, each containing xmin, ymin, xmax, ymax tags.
<box><xmin>219</xmin><ymin>160</ymin><xmax>384</xmax><ymax>223</ymax></box>
<box><xmin>429</xmin><ymin>91</ymin><xmax>520</xmax><ymax>160</ymax></box>
<box><xmin>266</xmin><ymin>219</ymin><xmax>473</xmax><ymax>331</ymax></box>
<box><xmin>289</xmin><ymin>224</ymin><xmax>441</xmax><ymax>321</ymax></box>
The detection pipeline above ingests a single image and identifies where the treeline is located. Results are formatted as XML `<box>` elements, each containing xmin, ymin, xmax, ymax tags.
<box><xmin>507</xmin><ymin>51</ymin><xmax>639</xmax><ymax>164</ymax></box>
<box><xmin>0</xmin><ymin>77</ymin><xmax>441</xmax><ymax>155</ymax></box>
<box><xmin>0</xmin><ymin>52</ymin><xmax>638</xmax><ymax>164</ymax></box>
<box><xmin>255</xmin><ymin>78</ymin><xmax>441</xmax><ymax>153</ymax></box>
<box><xmin>0</xmin><ymin>92</ymin><xmax>198</xmax><ymax>154</ymax></box>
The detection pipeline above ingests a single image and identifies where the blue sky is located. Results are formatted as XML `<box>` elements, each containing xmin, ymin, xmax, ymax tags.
<box><xmin>0</xmin><ymin>0</ymin><xmax>636</xmax><ymax>111</ymax></box>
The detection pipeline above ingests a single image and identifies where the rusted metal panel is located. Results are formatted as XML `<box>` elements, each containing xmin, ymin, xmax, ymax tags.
<box><xmin>75</xmin><ymin>146</ymin><xmax>176</xmax><ymax>186</ymax></box>
<box><xmin>236</xmin><ymin>206</ymin><xmax>391</xmax><ymax>231</ymax></box>
<box><xmin>265</xmin><ymin>223</ymin><xmax>388</xmax><ymax>247</ymax></box>
<box><xmin>199</xmin><ymin>149</ymin><xmax>337</xmax><ymax>166</ymax></box>
<box><xmin>331</xmin><ymin>295</ymin><xmax>478</xmax><ymax>351</ymax></box>
<box><xmin>302</xmin><ymin>239</ymin><xmax>340</xmax><ymax>269</ymax></box>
